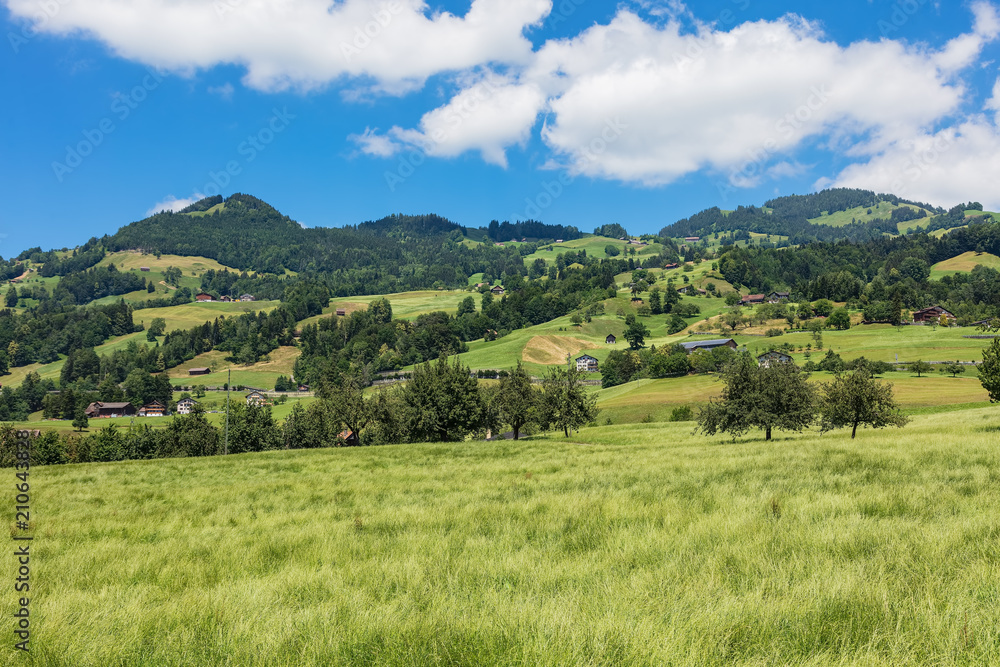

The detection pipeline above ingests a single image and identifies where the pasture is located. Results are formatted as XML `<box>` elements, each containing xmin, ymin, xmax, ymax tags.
<box><xmin>7</xmin><ymin>407</ymin><xmax>1000</xmax><ymax>665</ymax></box>
<box><xmin>930</xmin><ymin>251</ymin><xmax>1000</xmax><ymax>280</ymax></box>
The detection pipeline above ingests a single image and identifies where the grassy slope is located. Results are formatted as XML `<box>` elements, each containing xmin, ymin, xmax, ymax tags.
<box><xmin>809</xmin><ymin>202</ymin><xmax>920</xmax><ymax>228</ymax></box>
<box><xmin>930</xmin><ymin>251</ymin><xmax>1000</xmax><ymax>280</ymax></box>
<box><xmin>521</xmin><ymin>235</ymin><xmax>665</xmax><ymax>266</ymax></box>
<box><xmin>10</xmin><ymin>407</ymin><xmax>1000</xmax><ymax>665</ymax></box>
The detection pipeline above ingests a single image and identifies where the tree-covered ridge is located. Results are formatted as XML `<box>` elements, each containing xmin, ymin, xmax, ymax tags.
<box><xmin>660</xmin><ymin>188</ymin><xmax>945</xmax><ymax>245</ymax></box>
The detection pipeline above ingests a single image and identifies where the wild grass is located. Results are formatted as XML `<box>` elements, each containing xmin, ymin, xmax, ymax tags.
<box><xmin>6</xmin><ymin>407</ymin><xmax>1000</xmax><ymax>665</ymax></box>
<box><xmin>930</xmin><ymin>251</ymin><xmax>1000</xmax><ymax>281</ymax></box>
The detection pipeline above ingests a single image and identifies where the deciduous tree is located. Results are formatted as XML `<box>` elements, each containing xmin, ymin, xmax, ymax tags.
<box><xmin>820</xmin><ymin>362</ymin><xmax>908</xmax><ymax>438</ymax></box>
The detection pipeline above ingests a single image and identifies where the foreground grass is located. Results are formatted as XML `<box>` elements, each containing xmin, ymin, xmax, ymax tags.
<box><xmin>5</xmin><ymin>408</ymin><xmax>1000</xmax><ymax>665</ymax></box>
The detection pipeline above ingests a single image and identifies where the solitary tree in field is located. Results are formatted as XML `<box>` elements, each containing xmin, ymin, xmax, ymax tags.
<box><xmin>540</xmin><ymin>366</ymin><xmax>599</xmax><ymax>437</ymax></box>
<box><xmin>495</xmin><ymin>361</ymin><xmax>539</xmax><ymax>440</ymax></box>
<box><xmin>979</xmin><ymin>338</ymin><xmax>1000</xmax><ymax>401</ymax></box>
<box><xmin>942</xmin><ymin>362</ymin><xmax>966</xmax><ymax>378</ymax></box>
<box><xmin>698</xmin><ymin>352</ymin><xmax>816</xmax><ymax>441</ymax></box>
<box><xmin>908</xmin><ymin>360</ymin><xmax>932</xmax><ymax>377</ymax></box>
<box><xmin>72</xmin><ymin>406</ymin><xmax>89</xmax><ymax>432</ymax></box>
<box><xmin>820</xmin><ymin>362</ymin><xmax>908</xmax><ymax>439</ymax></box>
<box><xmin>624</xmin><ymin>318</ymin><xmax>651</xmax><ymax>349</ymax></box>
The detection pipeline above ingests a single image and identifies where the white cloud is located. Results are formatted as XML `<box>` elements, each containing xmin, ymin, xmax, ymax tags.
<box><xmin>350</xmin><ymin>127</ymin><xmax>401</xmax><ymax>157</ymax></box>
<box><xmin>208</xmin><ymin>82</ymin><xmax>235</xmax><ymax>100</ymax></box>
<box><xmin>146</xmin><ymin>193</ymin><xmax>206</xmax><ymax>216</ymax></box>
<box><xmin>830</xmin><ymin>119</ymin><xmax>1000</xmax><ymax>210</ymax></box>
<box><xmin>5</xmin><ymin>0</ymin><xmax>551</xmax><ymax>93</ymax></box>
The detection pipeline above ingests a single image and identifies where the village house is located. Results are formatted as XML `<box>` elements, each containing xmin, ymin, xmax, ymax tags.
<box><xmin>138</xmin><ymin>400</ymin><xmax>167</xmax><ymax>417</ymax></box>
<box><xmin>220</xmin><ymin>295</ymin><xmax>232</xmax><ymax>302</ymax></box>
<box><xmin>575</xmin><ymin>354</ymin><xmax>599</xmax><ymax>372</ymax></box>
<box><xmin>491</xmin><ymin>285</ymin><xmax>506</xmax><ymax>296</ymax></box>
<box><xmin>188</xmin><ymin>367</ymin><xmax>211</xmax><ymax>376</ymax></box>
<box><xmin>767</xmin><ymin>291</ymin><xmax>790</xmax><ymax>303</ymax></box>
<box><xmin>195</xmin><ymin>292</ymin><xmax>213</xmax><ymax>302</ymax></box>
<box><xmin>245</xmin><ymin>390</ymin><xmax>268</xmax><ymax>407</ymax></box>
<box><xmin>680</xmin><ymin>339</ymin><xmax>738</xmax><ymax>355</ymax></box>
<box><xmin>176</xmin><ymin>398</ymin><xmax>197</xmax><ymax>415</ymax></box>
<box><xmin>606</xmin><ymin>334</ymin><xmax>617</xmax><ymax>344</ymax></box>
<box><xmin>84</xmin><ymin>402</ymin><xmax>136</xmax><ymax>419</ymax></box>
<box><xmin>758</xmin><ymin>351</ymin><xmax>793</xmax><ymax>367</ymax></box>
<box><xmin>240</xmin><ymin>294</ymin><xmax>255</xmax><ymax>302</ymax></box>
<box><xmin>741</xmin><ymin>294</ymin><xmax>766</xmax><ymax>306</ymax></box>
<box><xmin>338</xmin><ymin>430</ymin><xmax>361</xmax><ymax>447</ymax></box>
<box><xmin>913</xmin><ymin>305</ymin><xmax>956</xmax><ymax>325</ymax></box>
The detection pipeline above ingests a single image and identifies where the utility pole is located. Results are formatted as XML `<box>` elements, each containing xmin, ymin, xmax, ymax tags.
<box><xmin>225</xmin><ymin>368</ymin><xmax>230</xmax><ymax>455</ymax></box>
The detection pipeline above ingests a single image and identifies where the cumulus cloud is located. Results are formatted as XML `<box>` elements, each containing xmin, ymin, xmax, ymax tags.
<box><xmin>208</xmin><ymin>82</ymin><xmax>235</xmax><ymax>100</ymax></box>
<box><xmin>4</xmin><ymin>0</ymin><xmax>551</xmax><ymax>93</ymax></box>
<box><xmin>146</xmin><ymin>193</ymin><xmax>206</xmax><ymax>216</ymax></box>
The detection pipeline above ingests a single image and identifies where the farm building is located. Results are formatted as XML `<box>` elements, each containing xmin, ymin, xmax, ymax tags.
<box><xmin>84</xmin><ymin>402</ymin><xmax>136</xmax><ymax>419</ymax></box>
<box><xmin>176</xmin><ymin>398</ymin><xmax>197</xmax><ymax>415</ymax></box>
<box><xmin>195</xmin><ymin>292</ymin><xmax>213</xmax><ymax>302</ymax></box>
<box><xmin>246</xmin><ymin>391</ymin><xmax>268</xmax><ymax>407</ymax></box>
<box><xmin>741</xmin><ymin>294</ymin><xmax>766</xmax><ymax>305</ymax></box>
<box><xmin>188</xmin><ymin>367</ymin><xmax>211</xmax><ymax>376</ymax></box>
<box><xmin>767</xmin><ymin>292</ymin><xmax>790</xmax><ymax>303</ymax></box>
<box><xmin>684</xmin><ymin>236</ymin><xmax>700</xmax><ymax>242</ymax></box>
<box><xmin>680</xmin><ymin>339</ymin><xmax>737</xmax><ymax>355</ymax></box>
<box><xmin>338</xmin><ymin>430</ymin><xmax>361</xmax><ymax>447</ymax></box>
<box><xmin>335</xmin><ymin>308</ymin><xmax>347</xmax><ymax>316</ymax></box>
<box><xmin>220</xmin><ymin>295</ymin><xmax>232</xmax><ymax>302</ymax></box>
<box><xmin>240</xmin><ymin>294</ymin><xmax>255</xmax><ymax>302</ymax></box>
<box><xmin>606</xmin><ymin>334</ymin><xmax>617</xmax><ymax>344</ymax></box>
<box><xmin>139</xmin><ymin>266</ymin><xmax>150</xmax><ymax>272</ymax></box>
<box><xmin>758</xmin><ymin>351</ymin><xmax>793</xmax><ymax>367</ymax></box>
<box><xmin>575</xmin><ymin>354</ymin><xmax>599</xmax><ymax>372</ymax></box>
<box><xmin>664</xmin><ymin>263</ymin><xmax>679</xmax><ymax>270</ymax></box>
<box><xmin>913</xmin><ymin>306</ymin><xmax>956</xmax><ymax>324</ymax></box>
<box><xmin>491</xmin><ymin>285</ymin><xmax>506</xmax><ymax>296</ymax></box>
<box><xmin>138</xmin><ymin>401</ymin><xmax>167</xmax><ymax>417</ymax></box>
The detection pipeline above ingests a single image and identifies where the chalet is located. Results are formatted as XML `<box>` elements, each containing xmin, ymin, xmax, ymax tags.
<box><xmin>606</xmin><ymin>334</ymin><xmax>617</xmax><ymax>344</ymax></box>
<box><xmin>188</xmin><ymin>367</ymin><xmax>211</xmax><ymax>376</ymax></box>
<box><xmin>338</xmin><ymin>430</ymin><xmax>361</xmax><ymax>446</ymax></box>
<box><xmin>84</xmin><ymin>402</ymin><xmax>136</xmax><ymax>419</ymax></box>
<box><xmin>195</xmin><ymin>292</ymin><xmax>213</xmax><ymax>302</ymax></box>
<box><xmin>767</xmin><ymin>291</ymin><xmax>790</xmax><ymax>303</ymax></box>
<box><xmin>913</xmin><ymin>305</ymin><xmax>956</xmax><ymax>324</ymax></box>
<box><xmin>176</xmin><ymin>398</ymin><xmax>197</xmax><ymax>415</ymax></box>
<box><xmin>741</xmin><ymin>294</ymin><xmax>766</xmax><ymax>306</ymax></box>
<box><xmin>555</xmin><ymin>239</ymin><xmax>564</xmax><ymax>244</ymax></box>
<box><xmin>664</xmin><ymin>263</ymin><xmax>680</xmax><ymax>270</ymax></box>
<box><xmin>245</xmin><ymin>391</ymin><xmax>268</xmax><ymax>407</ymax></box>
<box><xmin>139</xmin><ymin>266</ymin><xmax>150</xmax><ymax>272</ymax></box>
<box><xmin>684</xmin><ymin>236</ymin><xmax>700</xmax><ymax>242</ymax></box>
<box><xmin>335</xmin><ymin>308</ymin><xmax>347</xmax><ymax>316</ymax></box>
<box><xmin>220</xmin><ymin>295</ymin><xmax>232</xmax><ymax>302</ymax></box>
<box><xmin>758</xmin><ymin>351</ymin><xmax>793</xmax><ymax>367</ymax></box>
<box><xmin>676</xmin><ymin>286</ymin><xmax>691</xmax><ymax>294</ymax></box>
<box><xmin>138</xmin><ymin>401</ymin><xmax>167</xmax><ymax>417</ymax></box>
<box><xmin>239</xmin><ymin>294</ymin><xmax>255</xmax><ymax>302</ymax></box>
<box><xmin>491</xmin><ymin>285</ymin><xmax>506</xmax><ymax>296</ymax></box>
<box><xmin>680</xmin><ymin>339</ymin><xmax>738</xmax><ymax>355</ymax></box>
<box><xmin>575</xmin><ymin>354</ymin><xmax>599</xmax><ymax>372</ymax></box>
<box><xmin>297</xmin><ymin>384</ymin><xmax>310</xmax><ymax>392</ymax></box>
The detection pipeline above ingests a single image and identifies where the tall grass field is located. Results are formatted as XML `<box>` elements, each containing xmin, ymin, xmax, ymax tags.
<box><xmin>5</xmin><ymin>408</ymin><xmax>1000</xmax><ymax>665</ymax></box>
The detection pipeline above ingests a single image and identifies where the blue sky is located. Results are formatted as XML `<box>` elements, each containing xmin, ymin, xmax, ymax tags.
<box><xmin>3</xmin><ymin>0</ymin><xmax>1000</xmax><ymax>255</ymax></box>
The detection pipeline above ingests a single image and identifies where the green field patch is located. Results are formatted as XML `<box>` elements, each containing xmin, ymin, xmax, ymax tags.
<box><xmin>930</xmin><ymin>251</ymin><xmax>1000</xmax><ymax>280</ymax></box>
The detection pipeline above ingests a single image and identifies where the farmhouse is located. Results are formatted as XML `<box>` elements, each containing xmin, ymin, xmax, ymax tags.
<box><xmin>335</xmin><ymin>308</ymin><xmax>347</xmax><ymax>316</ymax></box>
<box><xmin>684</xmin><ymin>236</ymin><xmax>700</xmax><ymax>242</ymax></box>
<box><xmin>139</xmin><ymin>266</ymin><xmax>150</xmax><ymax>272</ymax></box>
<box><xmin>758</xmin><ymin>351</ymin><xmax>793</xmax><ymax>367</ymax></box>
<box><xmin>338</xmin><ymin>430</ymin><xmax>360</xmax><ymax>447</ymax></box>
<box><xmin>84</xmin><ymin>402</ymin><xmax>136</xmax><ymax>419</ymax></box>
<box><xmin>240</xmin><ymin>294</ymin><xmax>255</xmax><ymax>302</ymax></box>
<box><xmin>188</xmin><ymin>367</ymin><xmax>211</xmax><ymax>376</ymax></box>
<box><xmin>913</xmin><ymin>305</ymin><xmax>956</xmax><ymax>324</ymax></box>
<box><xmin>741</xmin><ymin>294</ymin><xmax>766</xmax><ymax>305</ymax></box>
<box><xmin>664</xmin><ymin>263</ymin><xmax>679</xmax><ymax>270</ymax></box>
<box><xmin>220</xmin><ymin>295</ymin><xmax>232</xmax><ymax>302</ymax></box>
<box><xmin>606</xmin><ymin>334</ymin><xmax>617</xmax><ymax>344</ymax></box>
<box><xmin>767</xmin><ymin>292</ymin><xmax>790</xmax><ymax>303</ymax></box>
<box><xmin>491</xmin><ymin>285</ymin><xmax>506</xmax><ymax>296</ymax></box>
<box><xmin>195</xmin><ymin>292</ymin><xmax>213</xmax><ymax>302</ymax></box>
<box><xmin>176</xmin><ymin>398</ymin><xmax>197</xmax><ymax>415</ymax></box>
<box><xmin>246</xmin><ymin>390</ymin><xmax>268</xmax><ymax>407</ymax></box>
<box><xmin>138</xmin><ymin>401</ymin><xmax>167</xmax><ymax>417</ymax></box>
<box><xmin>680</xmin><ymin>339</ymin><xmax>737</xmax><ymax>355</ymax></box>
<box><xmin>575</xmin><ymin>354</ymin><xmax>599</xmax><ymax>372</ymax></box>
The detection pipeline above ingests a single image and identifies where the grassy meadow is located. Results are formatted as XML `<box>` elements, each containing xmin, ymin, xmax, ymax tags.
<box><xmin>7</xmin><ymin>407</ymin><xmax>1000</xmax><ymax>665</ymax></box>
